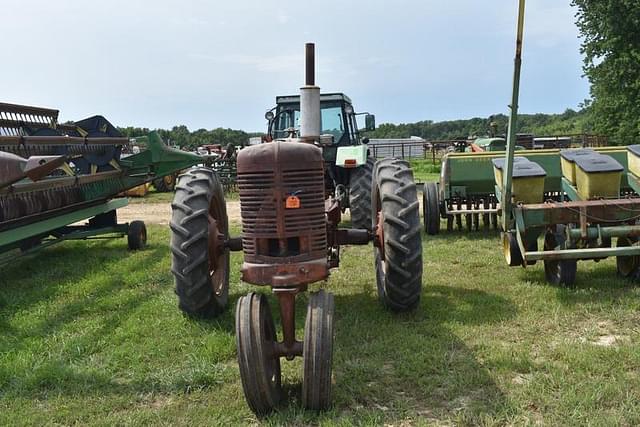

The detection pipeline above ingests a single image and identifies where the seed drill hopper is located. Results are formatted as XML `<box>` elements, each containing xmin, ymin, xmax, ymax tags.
<box><xmin>169</xmin><ymin>44</ymin><xmax>423</xmax><ymax>414</ymax></box>
<box><xmin>497</xmin><ymin>0</ymin><xmax>640</xmax><ymax>286</ymax></box>
<box><xmin>0</xmin><ymin>102</ymin><xmax>202</xmax><ymax>264</ymax></box>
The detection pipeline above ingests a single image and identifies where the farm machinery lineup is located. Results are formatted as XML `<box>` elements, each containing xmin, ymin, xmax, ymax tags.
<box><xmin>169</xmin><ymin>44</ymin><xmax>423</xmax><ymax>414</ymax></box>
<box><xmin>0</xmin><ymin>102</ymin><xmax>203</xmax><ymax>264</ymax></box>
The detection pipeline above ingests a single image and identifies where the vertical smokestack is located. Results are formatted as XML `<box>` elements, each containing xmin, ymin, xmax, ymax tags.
<box><xmin>305</xmin><ymin>43</ymin><xmax>315</xmax><ymax>86</ymax></box>
<box><xmin>300</xmin><ymin>43</ymin><xmax>320</xmax><ymax>141</ymax></box>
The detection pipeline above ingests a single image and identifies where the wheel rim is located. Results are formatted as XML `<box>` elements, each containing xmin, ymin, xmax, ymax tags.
<box><xmin>207</xmin><ymin>199</ymin><xmax>229</xmax><ymax>297</ymax></box>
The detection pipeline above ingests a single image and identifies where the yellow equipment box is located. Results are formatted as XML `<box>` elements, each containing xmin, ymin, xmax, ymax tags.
<box><xmin>493</xmin><ymin>157</ymin><xmax>547</xmax><ymax>204</ymax></box>
<box><xmin>574</xmin><ymin>154</ymin><xmax>623</xmax><ymax>200</ymax></box>
<box><xmin>560</xmin><ymin>148</ymin><xmax>594</xmax><ymax>185</ymax></box>
<box><xmin>627</xmin><ymin>145</ymin><xmax>640</xmax><ymax>178</ymax></box>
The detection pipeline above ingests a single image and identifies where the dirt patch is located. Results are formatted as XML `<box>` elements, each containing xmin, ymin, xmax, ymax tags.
<box><xmin>117</xmin><ymin>200</ymin><xmax>241</xmax><ymax>225</ymax></box>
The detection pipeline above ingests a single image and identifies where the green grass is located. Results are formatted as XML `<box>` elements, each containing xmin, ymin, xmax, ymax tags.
<box><xmin>3</xmin><ymin>220</ymin><xmax>640</xmax><ymax>425</ymax></box>
<box><xmin>409</xmin><ymin>159</ymin><xmax>441</xmax><ymax>183</ymax></box>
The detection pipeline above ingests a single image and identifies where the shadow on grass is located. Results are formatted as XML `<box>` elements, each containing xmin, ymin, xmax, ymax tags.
<box><xmin>260</xmin><ymin>285</ymin><xmax>517</xmax><ymax>423</ymax></box>
<box><xmin>520</xmin><ymin>260</ymin><xmax>640</xmax><ymax>307</ymax></box>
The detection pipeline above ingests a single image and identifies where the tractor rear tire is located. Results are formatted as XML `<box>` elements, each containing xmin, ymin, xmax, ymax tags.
<box><xmin>372</xmin><ymin>159</ymin><xmax>423</xmax><ymax>311</ymax></box>
<box><xmin>349</xmin><ymin>157</ymin><xmax>375</xmax><ymax>230</ymax></box>
<box><xmin>127</xmin><ymin>220</ymin><xmax>147</xmax><ymax>250</ymax></box>
<box><xmin>170</xmin><ymin>168</ymin><xmax>230</xmax><ymax>317</ymax></box>
<box><xmin>423</xmin><ymin>182</ymin><xmax>440</xmax><ymax>235</ymax></box>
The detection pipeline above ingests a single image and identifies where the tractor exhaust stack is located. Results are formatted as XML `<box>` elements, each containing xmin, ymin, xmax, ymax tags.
<box><xmin>300</xmin><ymin>43</ymin><xmax>321</xmax><ymax>142</ymax></box>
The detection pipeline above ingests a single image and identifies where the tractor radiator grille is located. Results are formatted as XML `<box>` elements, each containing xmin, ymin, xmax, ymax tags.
<box><xmin>237</xmin><ymin>141</ymin><xmax>327</xmax><ymax>264</ymax></box>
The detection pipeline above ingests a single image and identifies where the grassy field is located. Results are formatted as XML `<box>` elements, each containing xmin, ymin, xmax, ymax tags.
<box><xmin>2</xmin><ymin>165</ymin><xmax>640</xmax><ymax>425</ymax></box>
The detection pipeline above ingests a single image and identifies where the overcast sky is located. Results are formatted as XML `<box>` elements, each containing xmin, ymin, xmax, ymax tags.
<box><xmin>2</xmin><ymin>0</ymin><xmax>588</xmax><ymax>132</ymax></box>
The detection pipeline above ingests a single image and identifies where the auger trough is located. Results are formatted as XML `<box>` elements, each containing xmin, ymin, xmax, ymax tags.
<box><xmin>497</xmin><ymin>0</ymin><xmax>640</xmax><ymax>286</ymax></box>
<box><xmin>0</xmin><ymin>103</ymin><xmax>202</xmax><ymax>265</ymax></box>
<box><xmin>169</xmin><ymin>43</ymin><xmax>423</xmax><ymax>414</ymax></box>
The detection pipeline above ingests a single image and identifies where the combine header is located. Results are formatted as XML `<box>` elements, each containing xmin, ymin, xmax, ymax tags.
<box><xmin>0</xmin><ymin>102</ymin><xmax>202</xmax><ymax>264</ymax></box>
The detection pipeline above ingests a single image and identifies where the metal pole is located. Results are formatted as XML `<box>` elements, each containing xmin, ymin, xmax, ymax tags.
<box><xmin>501</xmin><ymin>0</ymin><xmax>526</xmax><ymax>231</ymax></box>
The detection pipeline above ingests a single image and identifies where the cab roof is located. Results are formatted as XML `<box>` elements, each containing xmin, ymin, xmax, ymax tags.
<box><xmin>276</xmin><ymin>92</ymin><xmax>352</xmax><ymax>105</ymax></box>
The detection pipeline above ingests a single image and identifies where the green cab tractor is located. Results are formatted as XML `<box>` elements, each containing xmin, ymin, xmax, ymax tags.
<box><xmin>264</xmin><ymin>93</ymin><xmax>377</xmax><ymax>229</ymax></box>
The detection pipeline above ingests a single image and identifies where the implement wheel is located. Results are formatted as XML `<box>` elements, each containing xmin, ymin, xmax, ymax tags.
<box><xmin>170</xmin><ymin>168</ymin><xmax>229</xmax><ymax>317</ymax></box>
<box><xmin>372</xmin><ymin>159</ymin><xmax>423</xmax><ymax>311</ymax></box>
<box><xmin>423</xmin><ymin>182</ymin><xmax>440</xmax><ymax>235</ymax></box>
<box><xmin>616</xmin><ymin>236</ymin><xmax>640</xmax><ymax>279</ymax></box>
<box><xmin>127</xmin><ymin>220</ymin><xmax>147</xmax><ymax>250</ymax></box>
<box><xmin>349</xmin><ymin>157</ymin><xmax>375</xmax><ymax>230</ymax></box>
<box><xmin>503</xmin><ymin>231</ymin><xmax>523</xmax><ymax>267</ymax></box>
<box><xmin>236</xmin><ymin>293</ymin><xmax>282</xmax><ymax>416</ymax></box>
<box><xmin>302</xmin><ymin>290</ymin><xmax>335</xmax><ymax>411</ymax></box>
<box><xmin>543</xmin><ymin>225</ymin><xmax>577</xmax><ymax>287</ymax></box>
<box><xmin>153</xmin><ymin>174</ymin><xmax>177</xmax><ymax>192</ymax></box>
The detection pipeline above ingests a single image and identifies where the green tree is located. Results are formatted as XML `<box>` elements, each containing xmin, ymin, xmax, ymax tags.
<box><xmin>572</xmin><ymin>0</ymin><xmax>640</xmax><ymax>144</ymax></box>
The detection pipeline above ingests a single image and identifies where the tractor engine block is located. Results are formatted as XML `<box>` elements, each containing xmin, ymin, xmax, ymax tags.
<box><xmin>237</xmin><ymin>141</ymin><xmax>328</xmax><ymax>287</ymax></box>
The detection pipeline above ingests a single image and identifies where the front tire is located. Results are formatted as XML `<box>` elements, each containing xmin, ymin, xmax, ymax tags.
<box><xmin>170</xmin><ymin>168</ymin><xmax>230</xmax><ymax>317</ymax></box>
<box><xmin>236</xmin><ymin>293</ymin><xmax>282</xmax><ymax>415</ymax></box>
<box><xmin>372</xmin><ymin>159</ymin><xmax>423</xmax><ymax>311</ymax></box>
<box><xmin>302</xmin><ymin>290</ymin><xmax>335</xmax><ymax>411</ymax></box>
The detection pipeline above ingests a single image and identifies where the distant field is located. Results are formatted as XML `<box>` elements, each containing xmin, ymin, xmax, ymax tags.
<box><xmin>3</xmin><ymin>202</ymin><xmax>640</xmax><ymax>424</ymax></box>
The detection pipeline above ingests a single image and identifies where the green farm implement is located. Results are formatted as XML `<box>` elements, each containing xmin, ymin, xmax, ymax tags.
<box><xmin>494</xmin><ymin>0</ymin><xmax>640</xmax><ymax>286</ymax></box>
<box><xmin>423</xmin><ymin>146</ymin><xmax>632</xmax><ymax>234</ymax></box>
<box><xmin>0</xmin><ymin>102</ymin><xmax>202</xmax><ymax>265</ymax></box>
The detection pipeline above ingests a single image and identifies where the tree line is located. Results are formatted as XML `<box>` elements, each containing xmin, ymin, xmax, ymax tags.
<box><xmin>368</xmin><ymin>109</ymin><xmax>589</xmax><ymax>141</ymax></box>
<box><xmin>118</xmin><ymin>125</ymin><xmax>260</xmax><ymax>149</ymax></box>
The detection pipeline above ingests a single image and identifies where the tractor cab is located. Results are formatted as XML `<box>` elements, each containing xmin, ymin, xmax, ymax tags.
<box><xmin>266</xmin><ymin>93</ymin><xmax>375</xmax><ymax>150</ymax></box>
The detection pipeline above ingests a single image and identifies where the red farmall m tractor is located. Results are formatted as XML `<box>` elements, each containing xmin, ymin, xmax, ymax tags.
<box><xmin>169</xmin><ymin>44</ymin><xmax>423</xmax><ymax>414</ymax></box>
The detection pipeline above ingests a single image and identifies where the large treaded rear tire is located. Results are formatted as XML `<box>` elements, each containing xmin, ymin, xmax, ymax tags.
<box><xmin>372</xmin><ymin>159</ymin><xmax>423</xmax><ymax>311</ymax></box>
<box><xmin>349</xmin><ymin>157</ymin><xmax>375</xmax><ymax>230</ymax></box>
<box><xmin>170</xmin><ymin>167</ymin><xmax>229</xmax><ymax>317</ymax></box>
